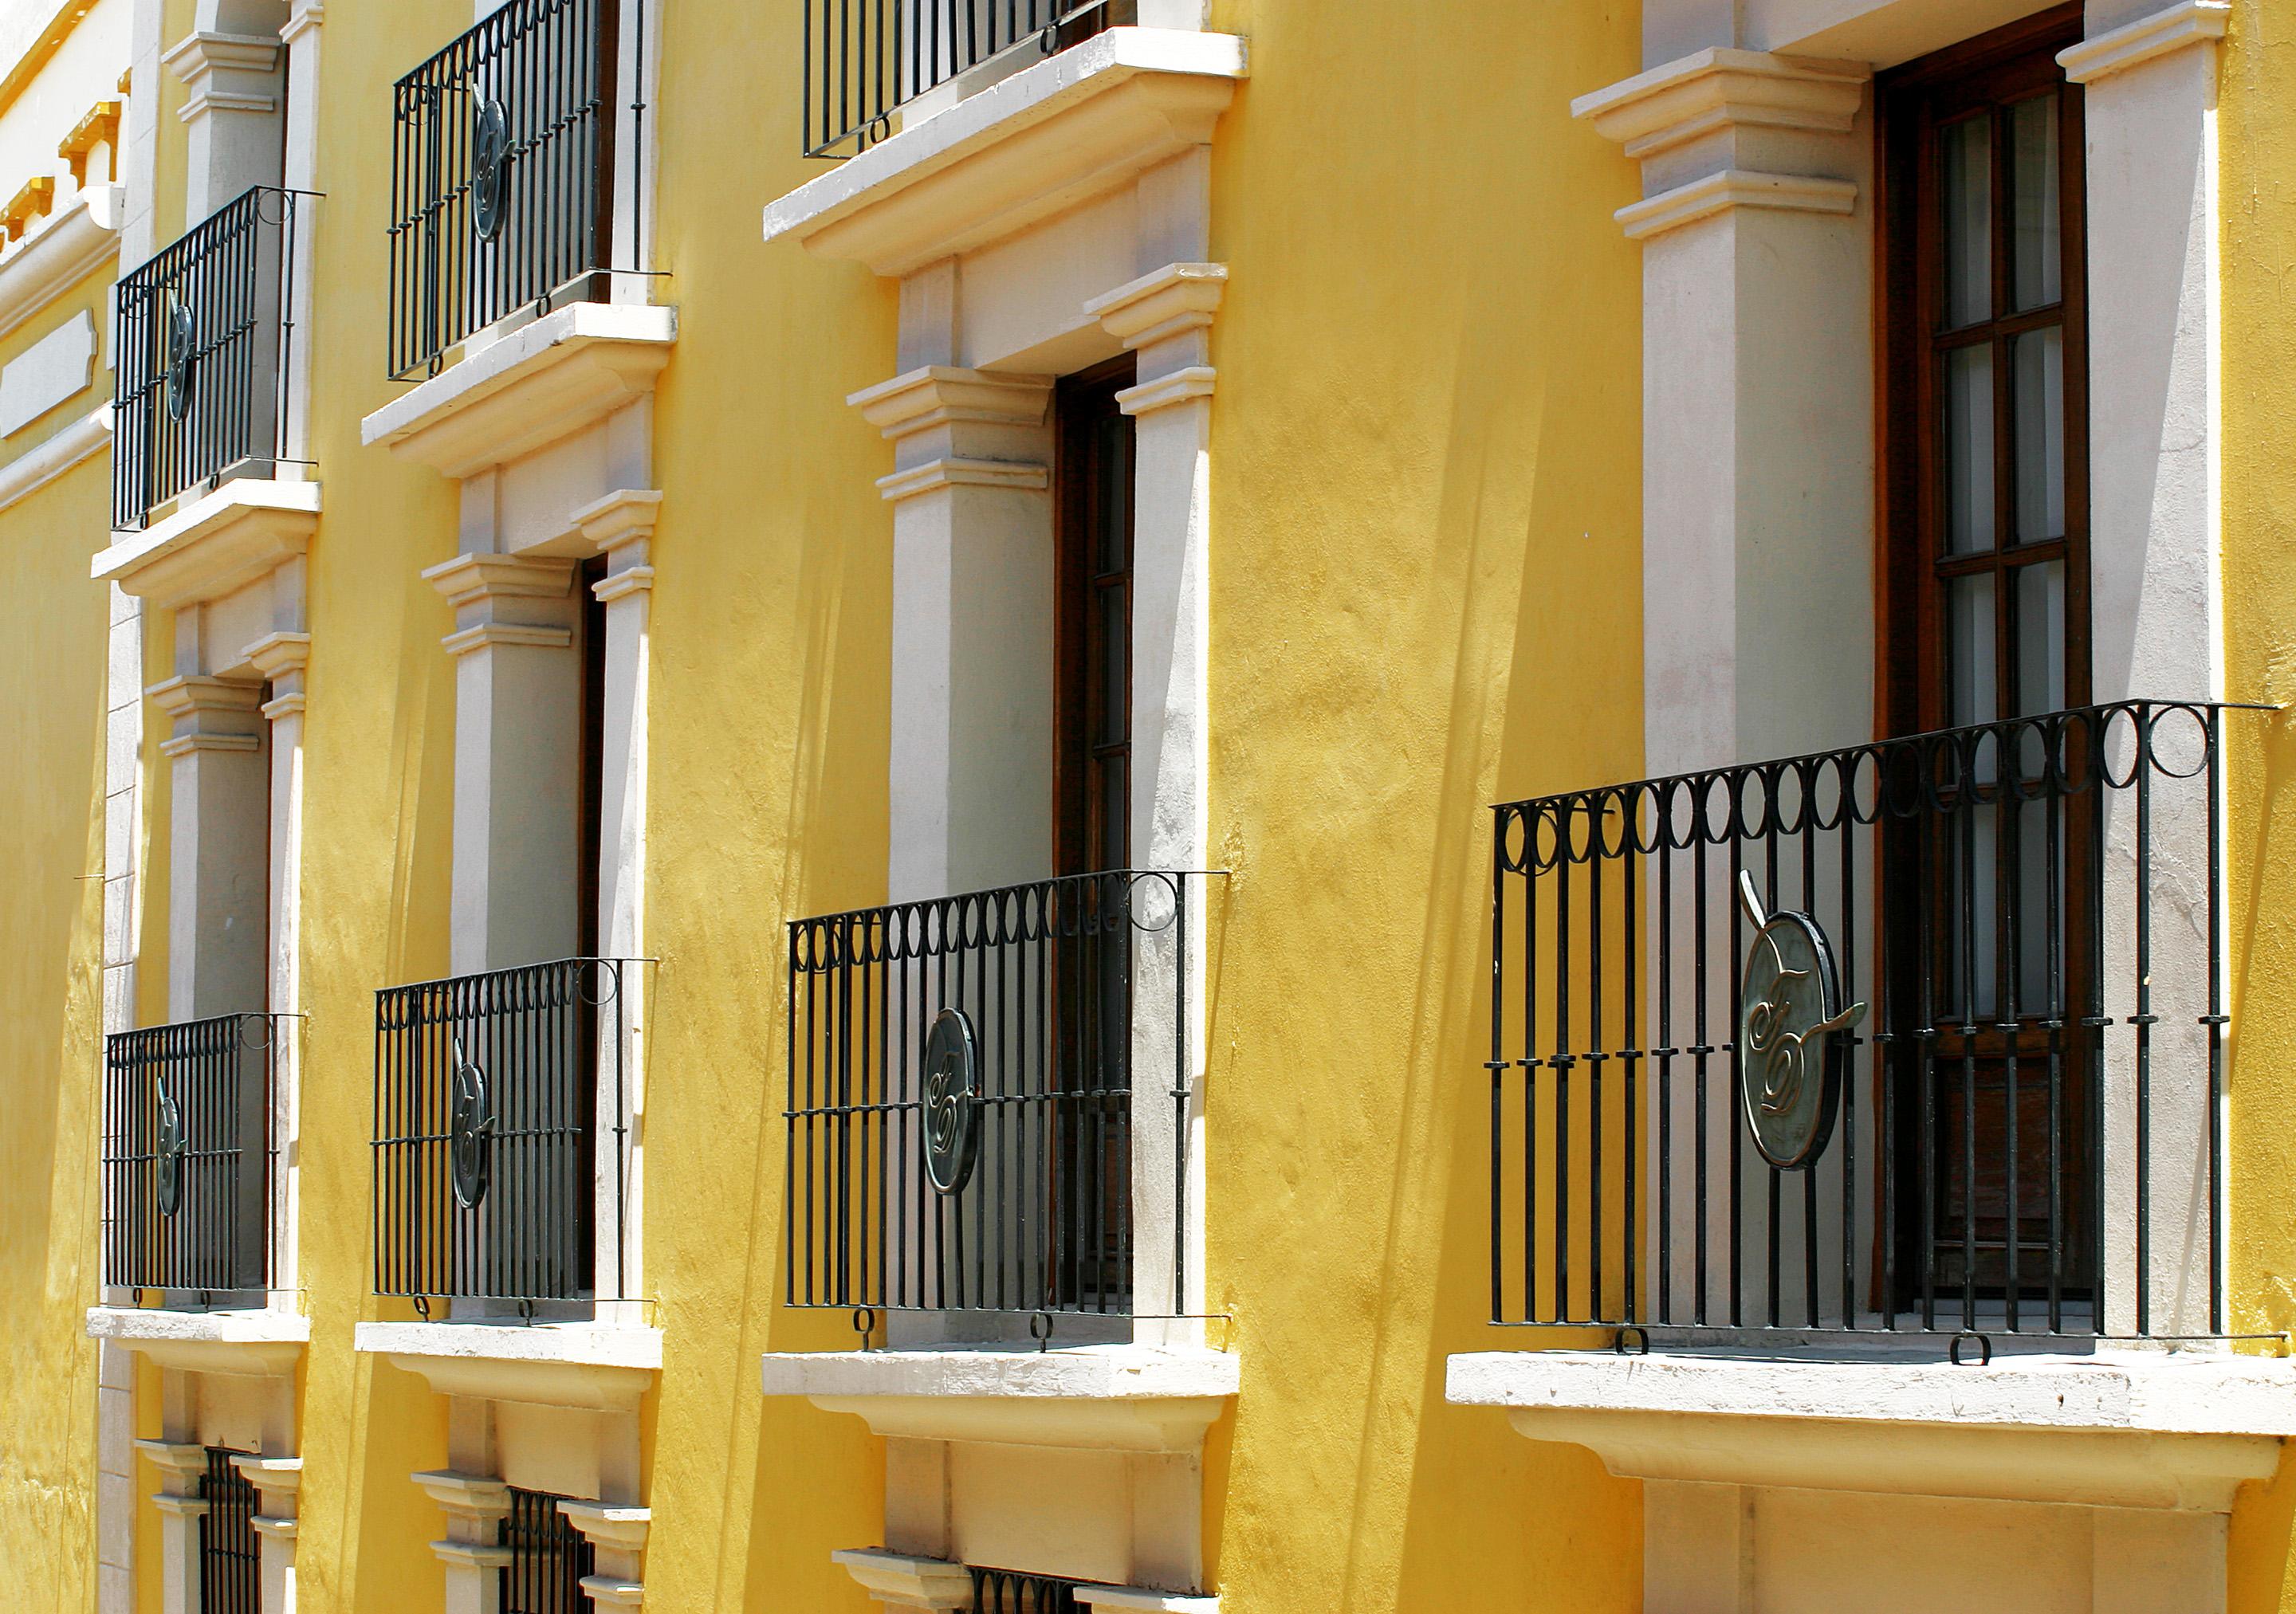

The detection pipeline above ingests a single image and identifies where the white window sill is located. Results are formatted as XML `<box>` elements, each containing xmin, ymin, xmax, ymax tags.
<box><xmin>356</xmin><ymin>1320</ymin><xmax>662</xmax><ymax>1412</ymax></box>
<box><xmin>1446</xmin><ymin>1347</ymin><xmax>2296</xmax><ymax>1510</ymax></box>
<box><xmin>761</xmin><ymin>27</ymin><xmax>1247</xmax><ymax>277</ymax></box>
<box><xmin>91</xmin><ymin>476</ymin><xmax>320</xmax><ymax>609</ymax></box>
<box><xmin>86</xmin><ymin>1303</ymin><xmax>308</xmax><ymax>1378</ymax></box>
<box><xmin>360</xmin><ymin>300</ymin><xmax>677</xmax><ymax>481</ymax></box>
<box><xmin>760</xmin><ymin>1342</ymin><xmax>1239</xmax><ymax>1452</ymax></box>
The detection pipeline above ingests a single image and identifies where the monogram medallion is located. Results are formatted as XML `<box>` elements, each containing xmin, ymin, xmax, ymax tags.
<box><xmin>449</xmin><ymin>1037</ymin><xmax>493</xmax><ymax>1209</ymax></box>
<box><xmin>155</xmin><ymin>1087</ymin><xmax>187</xmax><ymax>1216</ymax></box>
<box><xmin>164</xmin><ymin>303</ymin><xmax>196</xmax><ymax>422</ymax></box>
<box><xmin>471</xmin><ymin>98</ymin><xmax>512</xmax><ymax>243</ymax></box>
<box><xmin>922</xmin><ymin>1007</ymin><xmax>980</xmax><ymax>1197</ymax></box>
<box><xmin>1736</xmin><ymin>873</ymin><xmax>1866</xmax><ymax>1170</ymax></box>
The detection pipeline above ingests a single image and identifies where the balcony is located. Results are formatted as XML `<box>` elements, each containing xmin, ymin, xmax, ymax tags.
<box><xmin>784</xmin><ymin>870</ymin><xmax>1198</xmax><ymax>1342</ymax></box>
<box><xmin>100</xmin><ymin>1013</ymin><xmax>286</xmax><ymax>1302</ymax></box>
<box><xmin>1480</xmin><ymin>701</ymin><xmax>2247</xmax><ymax>1349</ymax></box>
<box><xmin>387</xmin><ymin>0</ymin><xmax>640</xmax><ymax>380</ymax></box>
<box><xmin>111</xmin><ymin>187</ymin><xmax>312</xmax><ymax>532</ymax></box>
<box><xmin>371</xmin><ymin>957</ymin><xmax>637</xmax><ymax>1312</ymax></box>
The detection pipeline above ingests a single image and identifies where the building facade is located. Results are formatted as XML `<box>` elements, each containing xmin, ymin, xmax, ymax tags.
<box><xmin>1</xmin><ymin>0</ymin><xmax>2293</xmax><ymax>1609</ymax></box>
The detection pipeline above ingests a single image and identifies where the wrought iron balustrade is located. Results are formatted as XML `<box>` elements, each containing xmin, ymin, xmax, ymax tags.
<box><xmin>786</xmin><ymin>870</ymin><xmax>1193</xmax><ymax>1327</ymax></box>
<box><xmin>1488</xmin><ymin>701</ymin><xmax>2245</xmax><ymax>1346</ymax></box>
<box><xmin>500</xmin><ymin>1487</ymin><xmax>595</xmax><ymax>1614</ymax></box>
<box><xmin>972</xmin><ymin>1568</ymin><xmax>1089</xmax><ymax>1612</ymax></box>
<box><xmin>372</xmin><ymin>958</ymin><xmax>635</xmax><ymax>1307</ymax></box>
<box><xmin>388</xmin><ymin>0</ymin><xmax>643</xmax><ymax>379</ymax></box>
<box><xmin>100</xmin><ymin>1014</ymin><xmax>285</xmax><ymax>1297</ymax></box>
<box><xmin>803</xmin><ymin>0</ymin><xmax>1130</xmax><ymax>159</ymax></box>
<box><xmin>200</xmin><ymin>1449</ymin><xmax>261</xmax><ymax>1614</ymax></box>
<box><xmin>112</xmin><ymin>187</ymin><xmax>311</xmax><ymax>531</ymax></box>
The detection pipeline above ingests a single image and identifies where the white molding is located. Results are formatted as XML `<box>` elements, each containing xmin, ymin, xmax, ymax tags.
<box><xmin>1447</xmin><ymin>1349</ymin><xmax>2296</xmax><ymax>1510</ymax></box>
<box><xmin>86</xmin><ymin>1306</ymin><xmax>307</xmax><ymax>1378</ymax></box>
<box><xmin>875</xmin><ymin>456</ymin><xmax>1050</xmax><ymax>502</ymax></box>
<box><xmin>441</xmin><ymin>620</ymin><xmax>576</xmax><ymax>657</ymax></box>
<box><xmin>1615</xmin><ymin>168</ymin><xmax>1858</xmax><ymax>240</ymax></box>
<box><xmin>90</xmin><ymin>478</ymin><xmax>320</xmax><ymax>610</ymax></box>
<box><xmin>762</xmin><ymin>28</ymin><xmax>1246</xmax><ymax>276</ymax></box>
<box><xmin>0</xmin><ymin>308</ymin><xmax>97</xmax><ymax>438</ymax></box>
<box><xmin>1075</xmin><ymin>1590</ymin><xmax>1221</xmax><ymax>1612</ymax></box>
<box><xmin>850</xmin><ymin>365</ymin><xmax>1055</xmax><ymax>438</ymax></box>
<box><xmin>0</xmin><ymin>187</ymin><xmax>121</xmax><ymax>343</ymax></box>
<box><xmin>361</xmin><ymin>301</ymin><xmax>677</xmax><ymax>479</ymax></box>
<box><xmin>1115</xmin><ymin>366</ymin><xmax>1216</xmax><ymax>416</ymax></box>
<box><xmin>0</xmin><ymin>403</ymin><xmax>107</xmax><ymax>512</ymax></box>
<box><xmin>1085</xmin><ymin>261</ymin><xmax>1228</xmax><ymax>351</ymax></box>
<box><xmin>2059</xmin><ymin>0</ymin><xmax>2230</xmax><ymax>84</ymax></box>
<box><xmin>356</xmin><ymin>1321</ymin><xmax>662</xmax><ymax>1412</ymax></box>
<box><xmin>1571</xmin><ymin>47</ymin><xmax>1868</xmax><ymax>160</ymax></box>
<box><xmin>760</xmin><ymin>1345</ymin><xmax>1238</xmax><ymax>1453</ymax></box>
<box><xmin>832</xmin><ymin>1548</ymin><xmax>976</xmax><ymax>1611</ymax></box>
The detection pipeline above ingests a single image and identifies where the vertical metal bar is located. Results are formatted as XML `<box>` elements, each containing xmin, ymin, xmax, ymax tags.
<box><xmin>1490</xmin><ymin>808</ymin><xmax>1506</xmax><ymax>1323</ymax></box>
<box><xmin>2134</xmin><ymin>709</ymin><xmax>2154</xmax><ymax>1337</ymax></box>
<box><xmin>2206</xmin><ymin>706</ymin><xmax>2225</xmax><ymax>1334</ymax></box>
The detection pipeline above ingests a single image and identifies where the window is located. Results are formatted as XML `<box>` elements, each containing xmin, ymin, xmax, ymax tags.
<box><xmin>501</xmin><ymin>1486</ymin><xmax>595</xmax><ymax>1614</ymax></box>
<box><xmin>200</xmin><ymin>1448</ymin><xmax>261</xmax><ymax>1614</ymax></box>
<box><xmin>1878</xmin><ymin>3</ymin><xmax>2092</xmax><ymax>1310</ymax></box>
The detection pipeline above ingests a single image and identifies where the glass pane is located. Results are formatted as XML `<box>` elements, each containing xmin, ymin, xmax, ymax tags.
<box><xmin>1948</xmin><ymin>572</ymin><xmax>1998</xmax><ymax>728</ymax></box>
<box><xmin>2012</xmin><ymin>560</ymin><xmax>2066</xmax><ymax>718</ymax></box>
<box><xmin>2011</xmin><ymin>328</ymin><xmax>2064</xmax><ymax>544</ymax></box>
<box><xmin>1095</xmin><ymin>417</ymin><xmax>1131</xmax><ymax>573</ymax></box>
<box><xmin>2008</xmin><ymin>96</ymin><xmax>2061</xmax><ymax>312</ymax></box>
<box><xmin>1097</xmin><ymin>583</ymin><xmax>1127</xmax><ymax>747</ymax></box>
<box><xmin>1097</xmin><ymin>757</ymin><xmax>1127</xmax><ymax>872</ymax></box>
<box><xmin>1942</xmin><ymin>115</ymin><xmax>1992</xmax><ymax>328</ymax></box>
<box><xmin>1945</xmin><ymin>344</ymin><xmax>1995</xmax><ymax>553</ymax></box>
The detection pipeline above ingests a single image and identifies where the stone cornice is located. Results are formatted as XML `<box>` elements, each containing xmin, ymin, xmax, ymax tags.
<box><xmin>849</xmin><ymin>365</ymin><xmax>1054</xmax><ymax>440</ymax></box>
<box><xmin>243</xmin><ymin>630</ymin><xmax>312</xmax><ymax>681</ymax></box>
<box><xmin>412</xmin><ymin>1470</ymin><xmax>512</xmax><ymax>1518</ymax></box>
<box><xmin>0</xmin><ymin>404</ymin><xmax>108</xmax><ymax>511</ymax></box>
<box><xmin>2058</xmin><ymin>0</ymin><xmax>2229</xmax><ymax>83</ymax></box>
<box><xmin>558</xmin><ymin>1501</ymin><xmax>649</xmax><ymax>1553</ymax></box>
<box><xmin>1616</xmin><ymin>168</ymin><xmax>1859</xmax><ymax>240</ymax></box>
<box><xmin>875</xmin><ymin>456</ymin><xmax>1050</xmax><ymax>503</ymax></box>
<box><xmin>441</xmin><ymin>621</ymin><xmax>575</xmax><ymax>658</ymax></box>
<box><xmin>1087</xmin><ymin>261</ymin><xmax>1228</xmax><ymax>351</ymax></box>
<box><xmin>421</xmin><ymin>551</ymin><xmax>575</xmax><ymax>610</ymax></box>
<box><xmin>1116</xmin><ymin>365</ymin><xmax>1217</xmax><ymax>416</ymax></box>
<box><xmin>91</xmin><ymin>477</ymin><xmax>319</xmax><ymax>611</ymax></box>
<box><xmin>1572</xmin><ymin>47</ymin><xmax>1868</xmax><ymax>161</ymax></box>
<box><xmin>572</xmin><ymin>487</ymin><xmax>662</xmax><ymax>555</ymax></box>
<box><xmin>0</xmin><ymin>188</ymin><xmax>120</xmax><ymax>342</ymax></box>
<box><xmin>147</xmin><ymin>673</ymin><xmax>263</xmax><ymax>721</ymax></box>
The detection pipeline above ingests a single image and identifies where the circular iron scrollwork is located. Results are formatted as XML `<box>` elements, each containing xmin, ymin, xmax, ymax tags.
<box><xmin>448</xmin><ymin>1038</ymin><xmax>493</xmax><ymax>1209</ymax></box>
<box><xmin>922</xmin><ymin>1007</ymin><xmax>981</xmax><ymax>1197</ymax></box>
<box><xmin>1736</xmin><ymin>873</ymin><xmax>1866</xmax><ymax>1170</ymax></box>
<box><xmin>155</xmin><ymin>1087</ymin><xmax>187</xmax><ymax>1216</ymax></box>
<box><xmin>163</xmin><ymin>303</ymin><xmax>196</xmax><ymax>422</ymax></box>
<box><xmin>471</xmin><ymin>98</ymin><xmax>512</xmax><ymax>243</ymax></box>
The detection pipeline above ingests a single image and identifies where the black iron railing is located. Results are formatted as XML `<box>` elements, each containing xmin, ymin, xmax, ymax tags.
<box><xmin>201</xmin><ymin>1449</ymin><xmax>261</xmax><ymax>1614</ymax></box>
<box><xmin>112</xmin><ymin>187</ymin><xmax>311</xmax><ymax>530</ymax></box>
<box><xmin>786</xmin><ymin>870</ymin><xmax>1193</xmax><ymax>1327</ymax></box>
<box><xmin>973</xmin><ymin>1569</ymin><xmax>1088</xmax><ymax>1612</ymax></box>
<box><xmin>1488</xmin><ymin>701</ymin><xmax>2243</xmax><ymax>1345</ymax></box>
<box><xmin>803</xmin><ymin>0</ymin><xmax>1130</xmax><ymax>159</ymax></box>
<box><xmin>388</xmin><ymin>0</ymin><xmax>644</xmax><ymax>379</ymax></box>
<box><xmin>100</xmin><ymin>1015</ymin><xmax>284</xmax><ymax>1296</ymax></box>
<box><xmin>500</xmin><ymin>1488</ymin><xmax>594</xmax><ymax>1614</ymax></box>
<box><xmin>372</xmin><ymin>958</ymin><xmax>634</xmax><ymax>1308</ymax></box>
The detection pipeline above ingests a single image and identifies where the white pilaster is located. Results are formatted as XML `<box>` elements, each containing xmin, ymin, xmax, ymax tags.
<box><xmin>415</xmin><ymin>1471</ymin><xmax>514</xmax><ymax>1614</ymax></box>
<box><xmin>162</xmin><ymin>10</ymin><xmax>285</xmax><ymax>223</ymax></box>
<box><xmin>148</xmin><ymin>673</ymin><xmax>268</xmax><ymax>1021</ymax></box>
<box><xmin>246</xmin><ymin>628</ymin><xmax>307</xmax><ymax>1301</ymax></box>
<box><xmin>851</xmin><ymin>366</ymin><xmax>1056</xmax><ymax>903</ymax></box>
<box><xmin>140</xmin><ymin>1441</ymin><xmax>212</xmax><ymax>1614</ymax></box>
<box><xmin>559</xmin><ymin>1501</ymin><xmax>649</xmax><ymax>1609</ymax></box>
<box><xmin>233</xmin><ymin>1455</ymin><xmax>301</xmax><ymax>1613</ymax></box>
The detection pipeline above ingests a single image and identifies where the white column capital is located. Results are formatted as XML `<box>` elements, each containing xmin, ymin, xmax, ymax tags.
<box><xmin>136</xmin><ymin>1440</ymin><xmax>211</xmax><ymax>1494</ymax></box>
<box><xmin>147</xmin><ymin>673</ymin><xmax>264</xmax><ymax>723</ymax></box>
<box><xmin>242</xmin><ymin>630</ymin><xmax>312</xmax><ymax>682</ymax></box>
<box><xmin>848</xmin><ymin>366</ymin><xmax>1054</xmax><ymax>443</ymax></box>
<box><xmin>1086</xmin><ymin>262</ymin><xmax>1228</xmax><ymax>352</ymax></box>
<box><xmin>556</xmin><ymin>1500</ymin><xmax>649</xmax><ymax>1553</ymax></box>
<box><xmin>160</xmin><ymin>29</ymin><xmax>282</xmax><ymax>118</ymax></box>
<box><xmin>423</xmin><ymin>552</ymin><xmax>576</xmax><ymax>611</ymax></box>
<box><xmin>1117</xmin><ymin>367</ymin><xmax>1218</xmax><ymax>416</ymax></box>
<box><xmin>230</xmin><ymin>1453</ymin><xmax>302</xmax><ymax>1513</ymax></box>
<box><xmin>411</xmin><ymin>1469</ymin><xmax>513</xmax><ymax>1527</ymax></box>
<box><xmin>281</xmin><ymin>1</ymin><xmax>324</xmax><ymax>45</ymax></box>
<box><xmin>832</xmin><ymin>1548</ymin><xmax>976</xmax><ymax>1611</ymax></box>
<box><xmin>2058</xmin><ymin>0</ymin><xmax>2228</xmax><ymax>84</ymax></box>
<box><xmin>572</xmin><ymin>488</ymin><xmax>663</xmax><ymax>557</ymax></box>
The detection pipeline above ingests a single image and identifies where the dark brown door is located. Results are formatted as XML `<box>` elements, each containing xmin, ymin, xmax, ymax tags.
<box><xmin>1051</xmin><ymin>356</ymin><xmax>1136</xmax><ymax>1311</ymax></box>
<box><xmin>1878</xmin><ymin>6</ymin><xmax>2094</xmax><ymax>1318</ymax></box>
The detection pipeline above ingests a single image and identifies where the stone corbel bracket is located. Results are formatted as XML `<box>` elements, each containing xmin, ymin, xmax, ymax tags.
<box><xmin>91</xmin><ymin>478</ymin><xmax>321</xmax><ymax>611</ymax></box>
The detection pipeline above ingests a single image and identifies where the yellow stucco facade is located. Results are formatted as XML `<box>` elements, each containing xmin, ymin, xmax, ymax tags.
<box><xmin>5</xmin><ymin>0</ymin><xmax>2296</xmax><ymax>1610</ymax></box>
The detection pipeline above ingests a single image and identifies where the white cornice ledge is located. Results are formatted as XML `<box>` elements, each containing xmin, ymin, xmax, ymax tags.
<box><xmin>1573</xmin><ymin>48</ymin><xmax>1868</xmax><ymax>160</ymax></box>
<box><xmin>362</xmin><ymin>301</ymin><xmax>677</xmax><ymax>481</ymax></box>
<box><xmin>1077</xmin><ymin>1590</ymin><xmax>1221</xmax><ymax>1612</ymax></box>
<box><xmin>87</xmin><ymin>1306</ymin><xmax>308</xmax><ymax>1378</ymax></box>
<box><xmin>356</xmin><ymin>1321</ymin><xmax>662</xmax><ymax>1412</ymax></box>
<box><xmin>91</xmin><ymin>477</ymin><xmax>319</xmax><ymax>609</ymax></box>
<box><xmin>2058</xmin><ymin>0</ymin><xmax>2229</xmax><ymax>84</ymax></box>
<box><xmin>761</xmin><ymin>1343</ymin><xmax>1239</xmax><ymax>1453</ymax></box>
<box><xmin>762</xmin><ymin>28</ymin><xmax>1246</xmax><ymax>277</ymax></box>
<box><xmin>876</xmin><ymin>456</ymin><xmax>1050</xmax><ymax>502</ymax></box>
<box><xmin>0</xmin><ymin>403</ymin><xmax>107</xmax><ymax>512</ymax></box>
<box><xmin>0</xmin><ymin>187</ymin><xmax>122</xmax><ymax>342</ymax></box>
<box><xmin>1616</xmin><ymin>168</ymin><xmax>1858</xmax><ymax>240</ymax></box>
<box><xmin>1447</xmin><ymin>1349</ymin><xmax>2296</xmax><ymax>1511</ymax></box>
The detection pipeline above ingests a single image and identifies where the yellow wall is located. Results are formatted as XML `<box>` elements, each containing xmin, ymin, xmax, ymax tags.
<box><xmin>0</xmin><ymin>426</ymin><xmax>112</xmax><ymax>1610</ymax></box>
<box><xmin>2218</xmin><ymin>0</ymin><xmax>2296</xmax><ymax>1604</ymax></box>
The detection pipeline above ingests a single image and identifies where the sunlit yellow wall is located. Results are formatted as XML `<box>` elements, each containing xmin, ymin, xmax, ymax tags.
<box><xmin>0</xmin><ymin>262</ymin><xmax>115</xmax><ymax>1614</ymax></box>
<box><xmin>2218</xmin><ymin>0</ymin><xmax>2296</xmax><ymax>1605</ymax></box>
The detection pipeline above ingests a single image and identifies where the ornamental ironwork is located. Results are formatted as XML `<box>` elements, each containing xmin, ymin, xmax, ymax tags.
<box><xmin>922</xmin><ymin>1007</ymin><xmax>981</xmax><ymax>1196</ymax></box>
<box><xmin>448</xmin><ymin>1036</ymin><xmax>493</xmax><ymax>1209</ymax></box>
<box><xmin>155</xmin><ymin>1087</ymin><xmax>187</xmax><ymax>1215</ymax></box>
<box><xmin>1735</xmin><ymin>873</ymin><xmax>1864</xmax><ymax>1170</ymax></box>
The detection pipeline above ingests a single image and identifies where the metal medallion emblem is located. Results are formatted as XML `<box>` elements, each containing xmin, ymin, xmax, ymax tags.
<box><xmin>448</xmin><ymin>1037</ymin><xmax>493</xmax><ymax>1209</ymax></box>
<box><xmin>164</xmin><ymin>303</ymin><xmax>196</xmax><ymax>422</ymax></box>
<box><xmin>155</xmin><ymin>1087</ymin><xmax>187</xmax><ymax>1216</ymax></box>
<box><xmin>922</xmin><ymin>1007</ymin><xmax>981</xmax><ymax>1197</ymax></box>
<box><xmin>1736</xmin><ymin>873</ymin><xmax>1866</xmax><ymax>1170</ymax></box>
<box><xmin>471</xmin><ymin>98</ymin><xmax>512</xmax><ymax>243</ymax></box>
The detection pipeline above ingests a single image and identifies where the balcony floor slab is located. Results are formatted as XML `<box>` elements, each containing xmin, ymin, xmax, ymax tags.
<box><xmin>356</xmin><ymin>1321</ymin><xmax>662</xmax><ymax>1412</ymax></box>
<box><xmin>87</xmin><ymin>1304</ymin><xmax>308</xmax><ymax>1378</ymax></box>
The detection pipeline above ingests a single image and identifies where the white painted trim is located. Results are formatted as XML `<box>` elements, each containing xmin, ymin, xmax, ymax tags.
<box><xmin>2059</xmin><ymin>0</ymin><xmax>2229</xmax><ymax>84</ymax></box>
<box><xmin>1115</xmin><ymin>365</ymin><xmax>1217</xmax><ymax>415</ymax></box>
<box><xmin>876</xmin><ymin>456</ymin><xmax>1051</xmax><ymax>502</ymax></box>
<box><xmin>89</xmin><ymin>477</ymin><xmax>319</xmax><ymax>607</ymax></box>
<box><xmin>1075</xmin><ymin>1590</ymin><xmax>1221</xmax><ymax>1612</ymax></box>
<box><xmin>0</xmin><ymin>402</ymin><xmax>107</xmax><ymax>512</ymax></box>
<box><xmin>0</xmin><ymin>186</ymin><xmax>120</xmax><ymax>343</ymax></box>
<box><xmin>1616</xmin><ymin>168</ymin><xmax>1858</xmax><ymax>239</ymax></box>
<box><xmin>832</xmin><ymin>1548</ymin><xmax>975</xmax><ymax>1611</ymax></box>
<box><xmin>0</xmin><ymin>308</ymin><xmax>98</xmax><ymax>438</ymax></box>
<box><xmin>1448</xmin><ymin>1349</ymin><xmax>2296</xmax><ymax>1510</ymax></box>
<box><xmin>1571</xmin><ymin>47</ymin><xmax>1867</xmax><ymax>159</ymax></box>
<box><xmin>355</xmin><ymin>1321</ymin><xmax>662</xmax><ymax>1412</ymax></box>
<box><xmin>761</xmin><ymin>28</ymin><xmax>1246</xmax><ymax>276</ymax></box>
<box><xmin>85</xmin><ymin>1306</ymin><xmax>307</xmax><ymax>1378</ymax></box>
